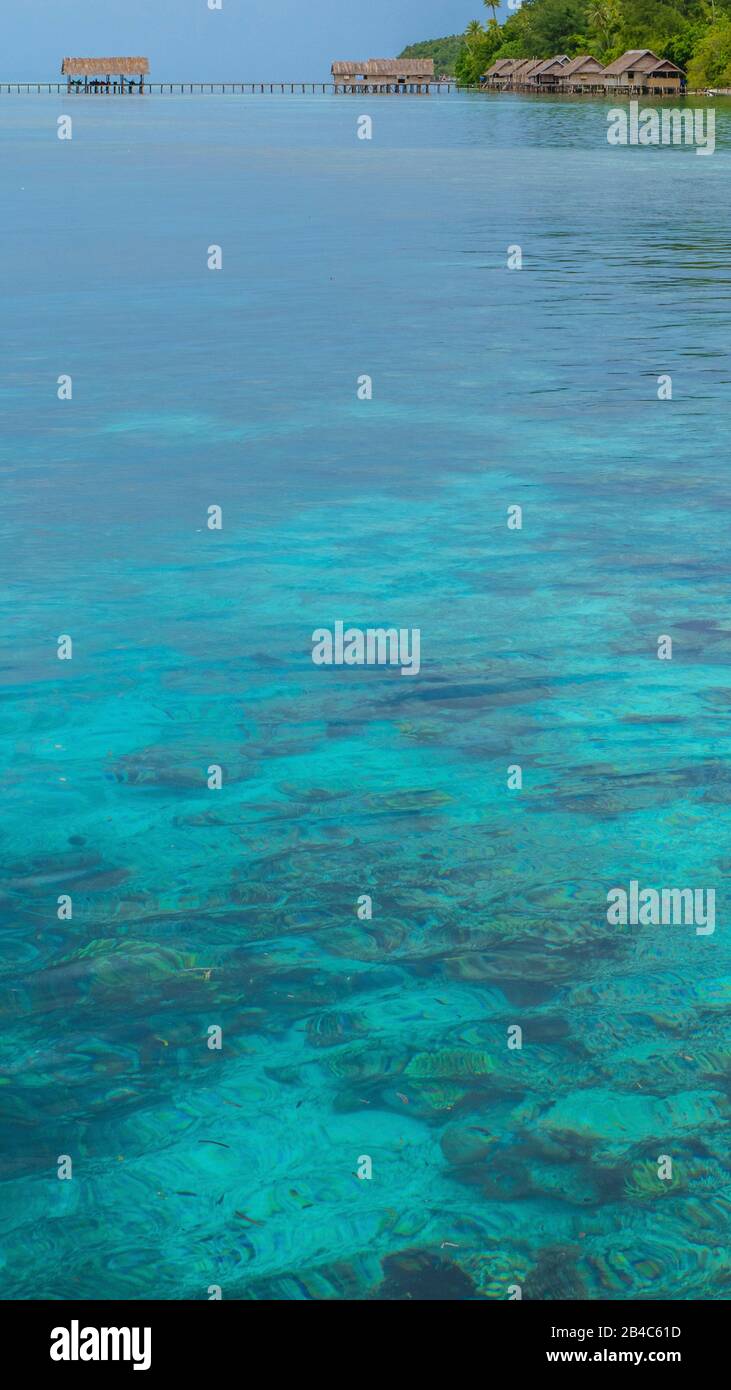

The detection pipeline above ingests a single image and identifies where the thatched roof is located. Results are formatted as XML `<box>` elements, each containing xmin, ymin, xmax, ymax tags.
<box><xmin>484</xmin><ymin>59</ymin><xmax>521</xmax><ymax>77</ymax></box>
<box><xmin>331</xmin><ymin>58</ymin><xmax>434</xmax><ymax>77</ymax></box>
<box><xmin>485</xmin><ymin>61</ymin><xmax>509</xmax><ymax>77</ymax></box>
<box><xmin>559</xmin><ymin>55</ymin><xmax>605</xmax><ymax>78</ymax></box>
<box><xmin>486</xmin><ymin>48</ymin><xmax>680</xmax><ymax>87</ymax></box>
<box><xmin>602</xmin><ymin>50</ymin><xmax>657</xmax><ymax>77</ymax></box>
<box><xmin>644</xmin><ymin>57</ymin><xmax>685</xmax><ymax>76</ymax></box>
<box><xmin>510</xmin><ymin>58</ymin><xmax>543</xmax><ymax>80</ymax></box>
<box><xmin>532</xmin><ymin>55</ymin><xmax>569</xmax><ymax>76</ymax></box>
<box><xmin>505</xmin><ymin>59</ymin><xmax>529</xmax><ymax>79</ymax></box>
<box><xmin>62</xmin><ymin>57</ymin><xmax>150</xmax><ymax>76</ymax></box>
<box><xmin>369</xmin><ymin>59</ymin><xmax>434</xmax><ymax>75</ymax></box>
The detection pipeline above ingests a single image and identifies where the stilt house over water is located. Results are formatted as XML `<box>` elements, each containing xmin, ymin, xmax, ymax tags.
<box><xmin>601</xmin><ymin>50</ymin><xmax>684</xmax><ymax>92</ymax></box>
<box><xmin>62</xmin><ymin>57</ymin><xmax>150</xmax><ymax>93</ymax></box>
<box><xmin>483</xmin><ymin>49</ymin><xmax>685</xmax><ymax>95</ymax></box>
<box><xmin>332</xmin><ymin>59</ymin><xmax>435</xmax><ymax>93</ymax></box>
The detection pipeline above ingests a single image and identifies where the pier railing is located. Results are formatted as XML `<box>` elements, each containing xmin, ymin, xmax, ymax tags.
<box><xmin>0</xmin><ymin>81</ymin><xmax>455</xmax><ymax>96</ymax></box>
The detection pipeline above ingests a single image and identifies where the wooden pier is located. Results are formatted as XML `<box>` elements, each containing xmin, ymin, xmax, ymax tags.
<box><xmin>0</xmin><ymin>81</ymin><xmax>455</xmax><ymax>96</ymax></box>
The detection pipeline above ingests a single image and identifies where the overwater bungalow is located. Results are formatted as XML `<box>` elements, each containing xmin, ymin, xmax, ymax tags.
<box><xmin>483</xmin><ymin>58</ymin><xmax>506</xmax><ymax>84</ymax></box>
<box><xmin>331</xmin><ymin>59</ymin><xmax>435</xmax><ymax>93</ymax></box>
<box><xmin>483</xmin><ymin>49</ymin><xmax>684</xmax><ymax>96</ymax></box>
<box><xmin>532</xmin><ymin>56</ymin><xmax>570</xmax><ymax>90</ymax></box>
<box><xmin>556</xmin><ymin>55</ymin><xmax>606</xmax><ymax>92</ymax></box>
<box><xmin>483</xmin><ymin>58</ymin><xmax>521</xmax><ymax>88</ymax></box>
<box><xmin>601</xmin><ymin>50</ymin><xmax>685</xmax><ymax>94</ymax></box>
<box><xmin>62</xmin><ymin>57</ymin><xmax>150</xmax><ymax>93</ymax></box>
<box><xmin>642</xmin><ymin>57</ymin><xmax>687</xmax><ymax>95</ymax></box>
<box><xmin>507</xmin><ymin>58</ymin><xmax>544</xmax><ymax>89</ymax></box>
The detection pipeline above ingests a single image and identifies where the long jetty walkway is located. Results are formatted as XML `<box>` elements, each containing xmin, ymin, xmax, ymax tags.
<box><xmin>0</xmin><ymin>80</ymin><xmax>455</xmax><ymax>96</ymax></box>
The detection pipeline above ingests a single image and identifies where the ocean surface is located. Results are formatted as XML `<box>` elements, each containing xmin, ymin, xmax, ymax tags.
<box><xmin>1</xmin><ymin>89</ymin><xmax>730</xmax><ymax>1301</ymax></box>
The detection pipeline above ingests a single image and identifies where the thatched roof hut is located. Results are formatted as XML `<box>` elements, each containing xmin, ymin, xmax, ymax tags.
<box><xmin>508</xmin><ymin>58</ymin><xmax>544</xmax><ymax>86</ymax></box>
<box><xmin>364</xmin><ymin>59</ymin><xmax>434</xmax><ymax>77</ymax></box>
<box><xmin>491</xmin><ymin>59</ymin><xmax>525</xmax><ymax>87</ymax></box>
<box><xmin>641</xmin><ymin>56</ymin><xmax>686</xmax><ymax>92</ymax></box>
<box><xmin>483</xmin><ymin>48</ymin><xmax>684</xmax><ymax>96</ymax></box>
<box><xmin>62</xmin><ymin>57</ymin><xmax>150</xmax><ymax>92</ymax></box>
<box><xmin>601</xmin><ymin>49</ymin><xmax>685</xmax><ymax>91</ymax></box>
<box><xmin>62</xmin><ymin>57</ymin><xmax>150</xmax><ymax>76</ymax></box>
<box><xmin>62</xmin><ymin>57</ymin><xmax>149</xmax><ymax>77</ymax></box>
<box><xmin>559</xmin><ymin>55</ymin><xmax>605</xmax><ymax>80</ymax></box>
<box><xmin>601</xmin><ymin>49</ymin><xmax>655</xmax><ymax>80</ymax></box>
<box><xmin>332</xmin><ymin>58</ymin><xmax>435</xmax><ymax>89</ymax></box>
<box><xmin>484</xmin><ymin>58</ymin><xmax>519</xmax><ymax>84</ymax></box>
<box><xmin>532</xmin><ymin>55</ymin><xmax>570</xmax><ymax>85</ymax></box>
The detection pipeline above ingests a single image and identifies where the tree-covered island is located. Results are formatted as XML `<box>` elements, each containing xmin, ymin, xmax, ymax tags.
<box><xmin>400</xmin><ymin>1</ymin><xmax>731</xmax><ymax>88</ymax></box>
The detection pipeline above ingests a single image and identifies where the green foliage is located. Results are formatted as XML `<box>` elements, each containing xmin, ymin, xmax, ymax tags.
<box><xmin>687</xmin><ymin>16</ymin><xmax>731</xmax><ymax>84</ymax></box>
<box><xmin>664</xmin><ymin>22</ymin><xmax>706</xmax><ymax>70</ymax></box>
<box><xmin>424</xmin><ymin>0</ymin><xmax>731</xmax><ymax>83</ymax></box>
<box><xmin>397</xmin><ymin>35</ymin><xmax>466</xmax><ymax>77</ymax></box>
<box><xmin>525</xmin><ymin>0</ymin><xmax>589</xmax><ymax>51</ymax></box>
<box><xmin>454</xmin><ymin>22</ymin><xmax>504</xmax><ymax>84</ymax></box>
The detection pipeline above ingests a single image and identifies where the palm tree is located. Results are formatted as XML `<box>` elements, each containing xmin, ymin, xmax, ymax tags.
<box><xmin>466</xmin><ymin>19</ymin><xmax>485</xmax><ymax>50</ymax></box>
<box><xmin>483</xmin><ymin>0</ymin><xmax>501</xmax><ymax>25</ymax></box>
<box><xmin>587</xmin><ymin>1</ymin><xmax>613</xmax><ymax>46</ymax></box>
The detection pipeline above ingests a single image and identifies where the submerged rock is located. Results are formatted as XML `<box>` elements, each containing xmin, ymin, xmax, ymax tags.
<box><xmin>374</xmin><ymin>1248</ymin><xmax>480</xmax><ymax>1301</ymax></box>
<box><xmin>523</xmin><ymin>1244</ymin><xmax>587</xmax><ymax>1301</ymax></box>
<box><xmin>305</xmin><ymin>1011</ymin><xmax>367</xmax><ymax>1048</ymax></box>
<box><xmin>440</xmin><ymin>1124</ymin><xmax>497</xmax><ymax>1168</ymax></box>
<box><xmin>325</xmin><ymin>1047</ymin><xmax>404</xmax><ymax>1082</ymax></box>
<box><xmin>0</xmin><ymin>939</ymin><xmax>200</xmax><ymax>1018</ymax></box>
<box><xmin>530</xmin><ymin>1087</ymin><xmax>728</xmax><ymax>1162</ymax></box>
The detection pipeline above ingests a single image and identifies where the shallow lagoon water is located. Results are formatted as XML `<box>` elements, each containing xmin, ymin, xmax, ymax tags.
<box><xmin>0</xmin><ymin>91</ymin><xmax>730</xmax><ymax>1300</ymax></box>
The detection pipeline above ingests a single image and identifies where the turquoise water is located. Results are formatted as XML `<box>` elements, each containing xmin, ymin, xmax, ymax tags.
<box><xmin>1</xmin><ymin>90</ymin><xmax>730</xmax><ymax>1301</ymax></box>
